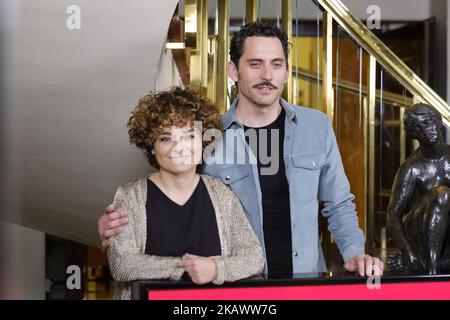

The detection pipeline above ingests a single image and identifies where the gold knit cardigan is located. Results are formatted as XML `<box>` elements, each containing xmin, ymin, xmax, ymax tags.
<box><xmin>107</xmin><ymin>174</ymin><xmax>265</xmax><ymax>300</ymax></box>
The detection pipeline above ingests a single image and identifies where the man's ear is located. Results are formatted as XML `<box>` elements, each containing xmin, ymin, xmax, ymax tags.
<box><xmin>227</xmin><ymin>61</ymin><xmax>239</xmax><ymax>82</ymax></box>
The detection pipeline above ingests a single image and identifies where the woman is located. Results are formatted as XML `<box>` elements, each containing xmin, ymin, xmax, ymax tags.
<box><xmin>107</xmin><ymin>87</ymin><xmax>264</xmax><ymax>299</ymax></box>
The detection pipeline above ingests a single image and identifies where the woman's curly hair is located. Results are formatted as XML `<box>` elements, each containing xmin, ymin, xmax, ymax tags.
<box><xmin>127</xmin><ymin>87</ymin><xmax>223</xmax><ymax>169</ymax></box>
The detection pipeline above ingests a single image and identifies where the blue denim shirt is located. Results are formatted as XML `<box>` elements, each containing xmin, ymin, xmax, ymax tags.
<box><xmin>203</xmin><ymin>98</ymin><xmax>365</xmax><ymax>274</ymax></box>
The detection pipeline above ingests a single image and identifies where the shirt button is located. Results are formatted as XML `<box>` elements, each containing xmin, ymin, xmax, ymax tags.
<box><xmin>292</xmin><ymin>224</ymin><xmax>296</xmax><ymax>229</ymax></box>
<box><xmin>293</xmin><ymin>251</ymin><xmax>298</xmax><ymax>257</ymax></box>
<box><xmin>225</xmin><ymin>175</ymin><xmax>231</xmax><ymax>181</ymax></box>
<box><xmin>310</xmin><ymin>161</ymin><xmax>316</xmax><ymax>167</ymax></box>
<box><xmin>286</xmin><ymin>136</ymin><xmax>291</xmax><ymax>141</ymax></box>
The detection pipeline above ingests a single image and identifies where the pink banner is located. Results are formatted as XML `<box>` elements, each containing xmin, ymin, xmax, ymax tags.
<box><xmin>148</xmin><ymin>282</ymin><xmax>450</xmax><ymax>300</ymax></box>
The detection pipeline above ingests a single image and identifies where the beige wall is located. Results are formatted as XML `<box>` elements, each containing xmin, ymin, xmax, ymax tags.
<box><xmin>2</xmin><ymin>0</ymin><xmax>177</xmax><ymax>247</ymax></box>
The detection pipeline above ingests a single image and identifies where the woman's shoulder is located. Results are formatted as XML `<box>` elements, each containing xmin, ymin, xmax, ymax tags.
<box><xmin>200</xmin><ymin>174</ymin><xmax>225</xmax><ymax>186</ymax></box>
<box><xmin>112</xmin><ymin>175</ymin><xmax>152</xmax><ymax>215</ymax></box>
<box><xmin>115</xmin><ymin>174</ymin><xmax>152</xmax><ymax>200</ymax></box>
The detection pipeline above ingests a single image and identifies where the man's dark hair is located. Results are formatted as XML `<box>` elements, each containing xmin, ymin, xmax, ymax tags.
<box><xmin>229</xmin><ymin>21</ymin><xmax>290</xmax><ymax>69</ymax></box>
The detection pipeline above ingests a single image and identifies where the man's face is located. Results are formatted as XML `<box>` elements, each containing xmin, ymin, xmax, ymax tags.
<box><xmin>228</xmin><ymin>36</ymin><xmax>289</xmax><ymax>109</ymax></box>
<box><xmin>409</xmin><ymin>113</ymin><xmax>441</xmax><ymax>146</ymax></box>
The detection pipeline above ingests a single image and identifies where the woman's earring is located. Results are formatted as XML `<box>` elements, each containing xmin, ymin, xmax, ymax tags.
<box><xmin>151</xmin><ymin>150</ymin><xmax>155</xmax><ymax>155</ymax></box>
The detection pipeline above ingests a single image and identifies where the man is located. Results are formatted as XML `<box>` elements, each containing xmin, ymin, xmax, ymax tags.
<box><xmin>387</xmin><ymin>103</ymin><xmax>450</xmax><ymax>275</ymax></box>
<box><xmin>99</xmin><ymin>21</ymin><xmax>383</xmax><ymax>277</ymax></box>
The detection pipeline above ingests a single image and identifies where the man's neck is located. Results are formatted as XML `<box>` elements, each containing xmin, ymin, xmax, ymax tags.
<box><xmin>235</xmin><ymin>96</ymin><xmax>282</xmax><ymax>128</ymax></box>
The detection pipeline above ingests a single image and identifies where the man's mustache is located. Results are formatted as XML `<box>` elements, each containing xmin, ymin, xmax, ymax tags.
<box><xmin>253</xmin><ymin>82</ymin><xmax>277</xmax><ymax>89</ymax></box>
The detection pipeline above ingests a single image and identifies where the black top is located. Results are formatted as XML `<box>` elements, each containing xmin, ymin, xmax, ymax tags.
<box><xmin>145</xmin><ymin>178</ymin><xmax>221</xmax><ymax>257</ymax></box>
<box><xmin>244</xmin><ymin>108</ymin><xmax>293</xmax><ymax>277</ymax></box>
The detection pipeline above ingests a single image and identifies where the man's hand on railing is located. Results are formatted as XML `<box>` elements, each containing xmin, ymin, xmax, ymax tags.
<box><xmin>344</xmin><ymin>253</ymin><xmax>384</xmax><ymax>277</ymax></box>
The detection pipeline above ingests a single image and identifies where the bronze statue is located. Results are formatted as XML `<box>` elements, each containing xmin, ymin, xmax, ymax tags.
<box><xmin>387</xmin><ymin>103</ymin><xmax>450</xmax><ymax>274</ymax></box>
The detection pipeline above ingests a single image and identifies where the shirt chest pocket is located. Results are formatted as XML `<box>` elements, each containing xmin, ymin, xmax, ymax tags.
<box><xmin>291</xmin><ymin>153</ymin><xmax>327</xmax><ymax>198</ymax></box>
<box><xmin>214</xmin><ymin>165</ymin><xmax>251</xmax><ymax>185</ymax></box>
<box><xmin>212</xmin><ymin>165</ymin><xmax>256</xmax><ymax>215</ymax></box>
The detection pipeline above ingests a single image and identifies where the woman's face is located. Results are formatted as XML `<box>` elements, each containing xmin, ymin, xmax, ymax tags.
<box><xmin>152</xmin><ymin>124</ymin><xmax>202</xmax><ymax>175</ymax></box>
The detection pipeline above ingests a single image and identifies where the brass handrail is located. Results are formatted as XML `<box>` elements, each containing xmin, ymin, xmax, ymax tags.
<box><xmin>294</xmin><ymin>67</ymin><xmax>414</xmax><ymax>107</ymax></box>
<box><xmin>315</xmin><ymin>0</ymin><xmax>450</xmax><ymax>127</ymax></box>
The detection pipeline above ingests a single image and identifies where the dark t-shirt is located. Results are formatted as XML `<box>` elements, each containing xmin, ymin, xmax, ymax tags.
<box><xmin>244</xmin><ymin>108</ymin><xmax>293</xmax><ymax>277</ymax></box>
<box><xmin>145</xmin><ymin>178</ymin><xmax>221</xmax><ymax>257</ymax></box>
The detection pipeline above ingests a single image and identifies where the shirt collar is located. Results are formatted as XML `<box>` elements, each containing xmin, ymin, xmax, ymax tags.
<box><xmin>222</xmin><ymin>98</ymin><xmax>297</xmax><ymax>130</ymax></box>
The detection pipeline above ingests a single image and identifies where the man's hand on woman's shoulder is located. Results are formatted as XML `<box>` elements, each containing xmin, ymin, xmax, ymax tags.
<box><xmin>98</xmin><ymin>204</ymin><xmax>129</xmax><ymax>248</ymax></box>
